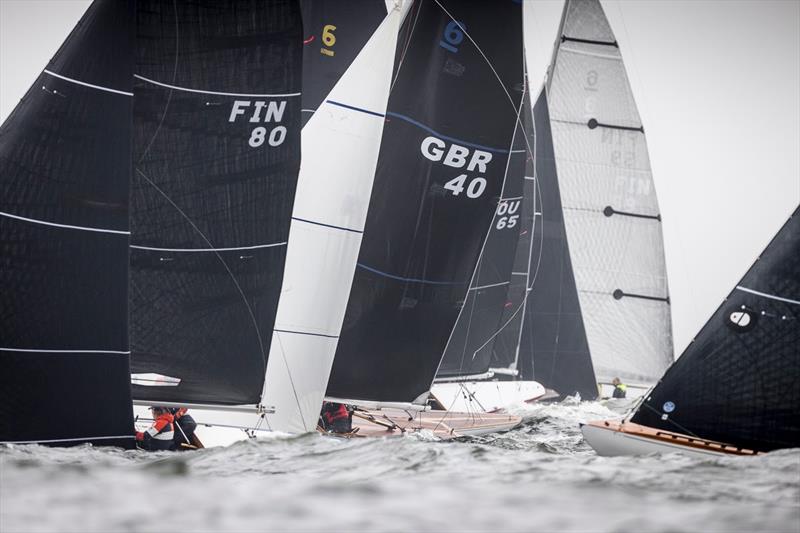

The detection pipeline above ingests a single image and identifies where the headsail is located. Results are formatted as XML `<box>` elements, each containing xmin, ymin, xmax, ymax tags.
<box><xmin>0</xmin><ymin>0</ymin><xmax>135</xmax><ymax>447</ymax></box>
<box><xmin>129</xmin><ymin>0</ymin><xmax>303</xmax><ymax>406</ymax></box>
<box><xmin>630</xmin><ymin>207</ymin><xmax>800</xmax><ymax>452</ymax></box>
<box><xmin>261</xmin><ymin>5</ymin><xmax>406</xmax><ymax>433</ymax></box>
<box><xmin>300</xmin><ymin>0</ymin><xmax>387</xmax><ymax>126</ymax></box>
<box><xmin>326</xmin><ymin>0</ymin><xmax>525</xmax><ymax>406</ymax></box>
<box><xmin>546</xmin><ymin>0</ymin><xmax>673</xmax><ymax>386</ymax></box>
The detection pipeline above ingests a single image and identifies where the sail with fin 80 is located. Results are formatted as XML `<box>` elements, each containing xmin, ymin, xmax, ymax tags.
<box><xmin>129</xmin><ymin>0</ymin><xmax>303</xmax><ymax>419</ymax></box>
<box><xmin>326</xmin><ymin>0</ymin><xmax>525</xmax><ymax>408</ymax></box>
<box><xmin>546</xmin><ymin>0</ymin><xmax>673</xmax><ymax>389</ymax></box>
<box><xmin>0</xmin><ymin>0</ymin><xmax>136</xmax><ymax>447</ymax></box>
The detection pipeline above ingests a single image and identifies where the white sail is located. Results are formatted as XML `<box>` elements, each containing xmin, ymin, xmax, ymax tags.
<box><xmin>260</xmin><ymin>4</ymin><xmax>405</xmax><ymax>433</ymax></box>
<box><xmin>546</xmin><ymin>0</ymin><xmax>673</xmax><ymax>385</ymax></box>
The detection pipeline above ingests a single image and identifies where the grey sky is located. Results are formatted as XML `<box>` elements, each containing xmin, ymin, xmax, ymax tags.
<box><xmin>1</xmin><ymin>0</ymin><xmax>798</xmax><ymax>357</ymax></box>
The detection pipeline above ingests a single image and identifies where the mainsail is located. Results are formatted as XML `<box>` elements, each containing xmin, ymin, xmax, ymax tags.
<box><xmin>630</xmin><ymin>207</ymin><xmax>800</xmax><ymax>453</ymax></box>
<box><xmin>261</xmin><ymin>5</ymin><xmax>405</xmax><ymax>433</ymax></box>
<box><xmin>129</xmin><ymin>0</ymin><xmax>303</xmax><ymax>407</ymax></box>
<box><xmin>326</xmin><ymin>0</ymin><xmax>525</xmax><ymax>406</ymax></box>
<box><xmin>300</xmin><ymin>0</ymin><xmax>387</xmax><ymax>126</ymax></box>
<box><xmin>0</xmin><ymin>0</ymin><xmax>136</xmax><ymax>447</ymax></box>
<box><xmin>546</xmin><ymin>0</ymin><xmax>673</xmax><ymax>386</ymax></box>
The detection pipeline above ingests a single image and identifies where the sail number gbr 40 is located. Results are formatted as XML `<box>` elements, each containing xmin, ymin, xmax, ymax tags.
<box><xmin>421</xmin><ymin>136</ymin><xmax>493</xmax><ymax>199</ymax></box>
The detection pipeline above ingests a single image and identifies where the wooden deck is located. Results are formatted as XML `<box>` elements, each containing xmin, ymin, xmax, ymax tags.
<box><xmin>341</xmin><ymin>408</ymin><xmax>522</xmax><ymax>439</ymax></box>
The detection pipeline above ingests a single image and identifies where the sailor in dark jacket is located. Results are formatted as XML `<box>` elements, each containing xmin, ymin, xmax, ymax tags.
<box><xmin>170</xmin><ymin>407</ymin><xmax>197</xmax><ymax>449</ymax></box>
<box><xmin>612</xmin><ymin>377</ymin><xmax>627</xmax><ymax>399</ymax></box>
<box><xmin>136</xmin><ymin>406</ymin><xmax>175</xmax><ymax>451</ymax></box>
<box><xmin>319</xmin><ymin>402</ymin><xmax>352</xmax><ymax>433</ymax></box>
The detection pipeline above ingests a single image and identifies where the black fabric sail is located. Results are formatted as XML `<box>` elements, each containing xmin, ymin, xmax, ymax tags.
<box><xmin>326</xmin><ymin>0</ymin><xmax>525</xmax><ymax>404</ymax></box>
<box><xmin>130</xmin><ymin>0</ymin><xmax>303</xmax><ymax>405</ymax></box>
<box><xmin>300</xmin><ymin>0</ymin><xmax>386</xmax><ymax>127</ymax></box>
<box><xmin>631</xmin><ymin>207</ymin><xmax>800</xmax><ymax>452</ymax></box>
<box><xmin>515</xmin><ymin>90</ymin><xmax>596</xmax><ymax>398</ymax></box>
<box><xmin>0</xmin><ymin>0</ymin><xmax>135</xmax><ymax>447</ymax></box>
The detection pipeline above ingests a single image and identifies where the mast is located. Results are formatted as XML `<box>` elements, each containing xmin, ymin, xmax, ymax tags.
<box><xmin>260</xmin><ymin>4</ymin><xmax>407</xmax><ymax>433</ymax></box>
<box><xmin>630</xmin><ymin>206</ymin><xmax>799</xmax><ymax>452</ymax></box>
<box><xmin>129</xmin><ymin>0</ymin><xmax>303</xmax><ymax>408</ymax></box>
<box><xmin>325</xmin><ymin>0</ymin><xmax>525</xmax><ymax>407</ymax></box>
<box><xmin>0</xmin><ymin>0</ymin><xmax>136</xmax><ymax>447</ymax></box>
<box><xmin>299</xmin><ymin>0</ymin><xmax>388</xmax><ymax>127</ymax></box>
<box><xmin>544</xmin><ymin>0</ymin><xmax>674</xmax><ymax>387</ymax></box>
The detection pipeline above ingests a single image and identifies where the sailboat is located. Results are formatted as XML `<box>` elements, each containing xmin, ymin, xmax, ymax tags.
<box><xmin>432</xmin><ymin>0</ymin><xmax>674</xmax><ymax>411</ymax></box>
<box><xmin>582</xmin><ymin>206</ymin><xmax>800</xmax><ymax>457</ymax></box>
<box><xmin>322</xmin><ymin>0</ymin><xmax>528</xmax><ymax>437</ymax></box>
<box><xmin>0</xmin><ymin>0</ymin><xmax>136</xmax><ymax>448</ymax></box>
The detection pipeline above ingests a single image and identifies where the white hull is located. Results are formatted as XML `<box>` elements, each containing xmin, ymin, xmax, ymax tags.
<box><xmin>430</xmin><ymin>380</ymin><xmax>546</xmax><ymax>413</ymax></box>
<box><xmin>580</xmin><ymin>420</ymin><xmax>757</xmax><ymax>458</ymax></box>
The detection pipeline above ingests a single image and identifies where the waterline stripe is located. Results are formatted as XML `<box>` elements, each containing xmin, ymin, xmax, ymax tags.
<box><xmin>43</xmin><ymin>70</ymin><xmax>133</xmax><ymax>96</ymax></box>
<box><xmin>134</xmin><ymin>74</ymin><xmax>301</xmax><ymax>97</ymax></box>
<box><xmin>1</xmin><ymin>435</ymin><xmax>135</xmax><ymax>445</ymax></box>
<box><xmin>735</xmin><ymin>286</ymin><xmax>800</xmax><ymax>306</ymax></box>
<box><xmin>357</xmin><ymin>263</ymin><xmax>463</xmax><ymax>285</ymax></box>
<box><xmin>0</xmin><ymin>347</ymin><xmax>130</xmax><ymax>354</ymax></box>
<box><xmin>385</xmin><ymin>111</ymin><xmax>512</xmax><ymax>154</ymax></box>
<box><xmin>0</xmin><ymin>211</ymin><xmax>129</xmax><ymax>235</ymax></box>
<box><xmin>130</xmin><ymin>242</ymin><xmax>286</xmax><ymax>252</ymax></box>
<box><xmin>325</xmin><ymin>100</ymin><xmax>384</xmax><ymax>118</ymax></box>
<box><xmin>292</xmin><ymin>217</ymin><xmax>363</xmax><ymax>234</ymax></box>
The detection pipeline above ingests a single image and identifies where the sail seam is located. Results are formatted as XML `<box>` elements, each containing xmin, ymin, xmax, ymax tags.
<box><xmin>469</xmin><ymin>281</ymin><xmax>510</xmax><ymax>291</ymax></box>
<box><xmin>292</xmin><ymin>217</ymin><xmax>363</xmax><ymax>234</ymax></box>
<box><xmin>130</xmin><ymin>242</ymin><xmax>286</xmax><ymax>252</ymax></box>
<box><xmin>735</xmin><ymin>286</ymin><xmax>800</xmax><ymax>306</ymax></box>
<box><xmin>42</xmin><ymin>70</ymin><xmax>133</xmax><ymax>96</ymax></box>
<box><xmin>560</xmin><ymin>35</ymin><xmax>618</xmax><ymax>48</ymax></box>
<box><xmin>273</xmin><ymin>329</ymin><xmax>339</xmax><ymax>339</ymax></box>
<box><xmin>0</xmin><ymin>210</ymin><xmax>129</xmax><ymax>235</ymax></box>
<box><xmin>385</xmin><ymin>112</ymin><xmax>513</xmax><ymax>154</ymax></box>
<box><xmin>133</xmin><ymin>74</ymin><xmax>301</xmax><ymax>97</ymax></box>
<box><xmin>356</xmin><ymin>263</ymin><xmax>463</xmax><ymax>285</ymax></box>
<box><xmin>0</xmin><ymin>347</ymin><xmax>130</xmax><ymax>354</ymax></box>
<box><xmin>325</xmin><ymin>100</ymin><xmax>385</xmax><ymax>118</ymax></box>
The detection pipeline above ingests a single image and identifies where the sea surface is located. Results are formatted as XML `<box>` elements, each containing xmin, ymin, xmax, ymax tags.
<box><xmin>2</xmin><ymin>399</ymin><xmax>798</xmax><ymax>533</ymax></box>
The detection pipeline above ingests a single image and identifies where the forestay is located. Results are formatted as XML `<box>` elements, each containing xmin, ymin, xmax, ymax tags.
<box><xmin>546</xmin><ymin>0</ymin><xmax>673</xmax><ymax>386</ymax></box>
<box><xmin>0</xmin><ymin>0</ymin><xmax>135</xmax><ymax>447</ymax></box>
<box><xmin>631</xmin><ymin>207</ymin><xmax>800</xmax><ymax>453</ymax></box>
<box><xmin>261</xmin><ymin>4</ymin><xmax>405</xmax><ymax>433</ymax></box>
<box><xmin>326</xmin><ymin>0</ymin><xmax>525</xmax><ymax>406</ymax></box>
<box><xmin>130</xmin><ymin>0</ymin><xmax>303</xmax><ymax>406</ymax></box>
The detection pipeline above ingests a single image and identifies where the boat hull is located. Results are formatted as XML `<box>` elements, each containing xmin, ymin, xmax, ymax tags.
<box><xmin>349</xmin><ymin>408</ymin><xmax>522</xmax><ymax>439</ymax></box>
<box><xmin>430</xmin><ymin>381</ymin><xmax>546</xmax><ymax>413</ymax></box>
<box><xmin>580</xmin><ymin>420</ymin><xmax>759</xmax><ymax>458</ymax></box>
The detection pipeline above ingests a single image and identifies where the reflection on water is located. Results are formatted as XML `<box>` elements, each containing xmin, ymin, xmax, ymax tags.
<box><xmin>2</xmin><ymin>399</ymin><xmax>798</xmax><ymax>532</ymax></box>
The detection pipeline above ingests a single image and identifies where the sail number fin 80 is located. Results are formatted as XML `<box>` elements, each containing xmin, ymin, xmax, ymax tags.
<box><xmin>229</xmin><ymin>100</ymin><xmax>288</xmax><ymax>148</ymax></box>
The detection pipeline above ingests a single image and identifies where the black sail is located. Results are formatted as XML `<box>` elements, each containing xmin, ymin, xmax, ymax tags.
<box><xmin>130</xmin><ymin>0</ymin><xmax>303</xmax><ymax>405</ymax></box>
<box><xmin>300</xmin><ymin>0</ymin><xmax>386</xmax><ymax>126</ymax></box>
<box><xmin>327</xmin><ymin>0</ymin><xmax>525</xmax><ymax>404</ymax></box>
<box><xmin>0</xmin><ymin>0</ymin><xmax>135</xmax><ymax>447</ymax></box>
<box><xmin>631</xmin><ymin>207</ymin><xmax>800</xmax><ymax>452</ymax></box>
<box><xmin>516</xmin><ymin>90</ymin><xmax>596</xmax><ymax>399</ymax></box>
<box><xmin>437</xmin><ymin>93</ymin><xmax>528</xmax><ymax>379</ymax></box>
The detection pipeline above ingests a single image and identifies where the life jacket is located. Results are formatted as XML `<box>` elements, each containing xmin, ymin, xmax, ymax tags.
<box><xmin>137</xmin><ymin>412</ymin><xmax>175</xmax><ymax>451</ymax></box>
<box><xmin>322</xmin><ymin>403</ymin><xmax>349</xmax><ymax>425</ymax></box>
<box><xmin>613</xmin><ymin>383</ymin><xmax>627</xmax><ymax>399</ymax></box>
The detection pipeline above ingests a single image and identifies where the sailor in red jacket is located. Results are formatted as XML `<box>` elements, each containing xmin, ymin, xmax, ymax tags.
<box><xmin>136</xmin><ymin>406</ymin><xmax>175</xmax><ymax>451</ymax></box>
<box><xmin>320</xmin><ymin>402</ymin><xmax>352</xmax><ymax>433</ymax></box>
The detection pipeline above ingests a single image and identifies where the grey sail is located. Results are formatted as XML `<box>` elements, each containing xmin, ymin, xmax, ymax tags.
<box><xmin>546</xmin><ymin>0</ymin><xmax>673</xmax><ymax>386</ymax></box>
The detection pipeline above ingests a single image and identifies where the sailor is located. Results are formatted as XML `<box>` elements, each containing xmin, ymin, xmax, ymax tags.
<box><xmin>170</xmin><ymin>407</ymin><xmax>198</xmax><ymax>449</ymax></box>
<box><xmin>612</xmin><ymin>377</ymin><xmax>627</xmax><ymax>399</ymax></box>
<box><xmin>319</xmin><ymin>402</ymin><xmax>352</xmax><ymax>433</ymax></box>
<box><xmin>136</xmin><ymin>406</ymin><xmax>175</xmax><ymax>451</ymax></box>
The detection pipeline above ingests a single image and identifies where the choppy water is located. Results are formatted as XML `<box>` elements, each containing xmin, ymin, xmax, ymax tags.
<box><xmin>2</xmin><ymin>399</ymin><xmax>798</xmax><ymax>533</ymax></box>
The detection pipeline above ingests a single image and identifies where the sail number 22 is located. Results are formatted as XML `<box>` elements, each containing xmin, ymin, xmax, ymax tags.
<box><xmin>421</xmin><ymin>136</ymin><xmax>491</xmax><ymax>199</ymax></box>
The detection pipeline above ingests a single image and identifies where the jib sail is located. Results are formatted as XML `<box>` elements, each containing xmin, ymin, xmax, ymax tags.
<box><xmin>0</xmin><ymin>0</ymin><xmax>136</xmax><ymax>447</ymax></box>
<box><xmin>631</xmin><ymin>207</ymin><xmax>799</xmax><ymax>452</ymax></box>
<box><xmin>326</xmin><ymin>0</ymin><xmax>525</xmax><ymax>405</ymax></box>
<box><xmin>129</xmin><ymin>0</ymin><xmax>303</xmax><ymax>406</ymax></box>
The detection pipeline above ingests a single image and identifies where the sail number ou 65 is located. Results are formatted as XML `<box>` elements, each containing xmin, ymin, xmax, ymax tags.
<box><xmin>496</xmin><ymin>200</ymin><xmax>520</xmax><ymax>229</ymax></box>
<box><xmin>421</xmin><ymin>136</ymin><xmax>492</xmax><ymax>199</ymax></box>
